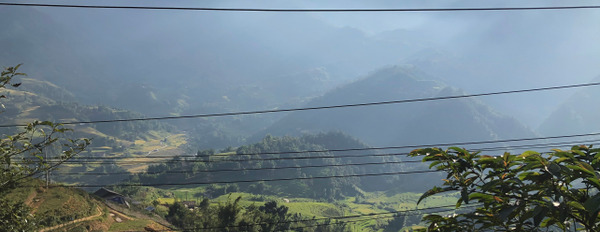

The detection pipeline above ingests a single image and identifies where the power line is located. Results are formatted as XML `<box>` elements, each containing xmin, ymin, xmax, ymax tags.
<box><xmin>57</xmin><ymin>131</ymin><xmax>600</xmax><ymax>164</ymax></box>
<box><xmin>49</xmin><ymin>139</ymin><xmax>599</xmax><ymax>178</ymax></box>
<box><xmin>63</xmin><ymin>137</ymin><xmax>600</xmax><ymax>162</ymax></box>
<box><xmin>46</xmin><ymin>169</ymin><xmax>441</xmax><ymax>188</ymax></box>
<box><xmin>55</xmin><ymin>159</ymin><xmax>423</xmax><ymax>176</ymax></box>
<box><xmin>1</xmin><ymin>81</ymin><xmax>599</xmax><ymax>128</ymax></box>
<box><xmin>474</xmin><ymin>138</ymin><xmax>600</xmax><ymax>152</ymax></box>
<box><xmin>43</xmin><ymin>135</ymin><xmax>600</xmax><ymax>165</ymax></box>
<box><xmin>282</xmin><ymin>204</ymin><xmax>481</xmax><ymax>232</ymax></box>
<box><xmin>51</xmin><ymin>138</ymin><xmax>600</xmax><ymax>175</ymax></box>
<box><xmin>138</xmin><ymin>204</ymin><xmax>480</xmax><ymax>232</ymax></box>
<box><xmin>58</xmin><ymin>152</ymin><xmax>412</xmax><ymax>164</ymax></box>
<box><xmin>53</xmin><ymin>137</ymin><xmax>600</xmax><ymax>164</ymax></box>
<box><xmin>0</xmin><ymin>2</ymin><xmax>599</xmax><ymax>12</ymax></box>
<box><xmin>39</xmin><ymin>139</ymin><xmax>598</xmax><ymax>186</ymax></box>
<box><xmin>58</xmin><ymin>152</ymin><xmax>410</xmax><ymax>164</ymax></box>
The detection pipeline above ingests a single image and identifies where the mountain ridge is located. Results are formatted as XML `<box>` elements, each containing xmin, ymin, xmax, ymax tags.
<box><xmin>259</xmin><ymin>65</ymin><xmax>536</xmax><ymax>147</ymax></box>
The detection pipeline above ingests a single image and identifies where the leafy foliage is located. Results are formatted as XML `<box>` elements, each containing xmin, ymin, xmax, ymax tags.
<box><xmin>0</xmin><ymin>65</ymin><xmax>90</xmax><ymax>231</ymax></box>
<box><xmin>0</xmin><ymin>201</ymin><xmax>38</xmax><ymax>232</ymax></box>
<box><xmin>0</xmin><ymin>65</ymin><xmax>90</xmax><ymax>191</ymax></box>
<box><xmin>410</xmin><ymin>145</ymin><xmax>600</xmax><ymax>231</ymax></box>
<box><xmin>135</xmin><ymin>132</ymin><xmax>408</xmax><ymax>199</ymax></box>
<box><xmin>166</xmin><ymin>197</ymin><xmax>348</xmax><ymax>232</ymax></box>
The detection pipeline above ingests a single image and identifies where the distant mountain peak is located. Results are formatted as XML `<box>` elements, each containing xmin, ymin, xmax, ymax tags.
<box><xmin>260</xmin><ymin>65</ymin><xmax>535</xmax><ymax>147</ymax></box>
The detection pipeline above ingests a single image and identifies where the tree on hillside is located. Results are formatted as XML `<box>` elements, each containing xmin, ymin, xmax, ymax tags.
<box><xmin>410</xmin><ymin>145</ymin><xmax>600</xmax><ymax>231</ymax></box>
<box><xmin>165</xmin><ymin>196</ymin><xmax>349</xmax><ymax>232</ymax></box>
<box><xmin>0</xmin><ymin>65</ymin><xmax>90</xmax><ymax>231</ymax></box>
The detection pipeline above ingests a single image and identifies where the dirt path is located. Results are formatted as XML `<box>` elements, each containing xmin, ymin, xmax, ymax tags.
<box><xmin>24</xmin><ymin>189</ymin><xmax>38</xmax><ymax>206</ymax></box>
<box><xmin>109</xmin><ymin>208</ymin><xmax>133</xmax><ymax>221</ymax></box>
<box><xmin>39</xmin><ymin>206</ymin><xmax>103</xmax><ymax>232</ymax></box>
<box><xmin>104</xmin><ymin>202</ymin><xmax>174</xmax><ymax>231</ymax></box>
<box><xmin>25</xmin><ymin>188</ymin><xmax>46</xmax><ymax>214</ymax></box>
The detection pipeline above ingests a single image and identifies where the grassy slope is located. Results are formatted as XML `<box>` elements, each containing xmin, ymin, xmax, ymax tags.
<box><xmin>3</xmin><ymin>179</ymin><xmax>173</xmax><ymax>231</ymax></box>
<box><xmin>3</xmin><ymin>180</ymin><xmax>105</xmax><ymax>230</ymax></box>
<box><xmin>1</xmin><ymin>83</ymin><xmax>188</xmax><ymax>175</ymax></box>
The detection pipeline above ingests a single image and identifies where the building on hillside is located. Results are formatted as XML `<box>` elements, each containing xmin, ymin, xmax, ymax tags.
<box><xmin>182</xmin><ymin>201</ymin><xmax>196</xmax><ymax>209</ymax></box>
<box><xmin>94</xmin><ymin>187</ymin><xmax>130</xmax><ymax>208</ymax></box>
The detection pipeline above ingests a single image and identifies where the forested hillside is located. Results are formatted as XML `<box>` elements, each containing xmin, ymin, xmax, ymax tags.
<box><xmin>0</xmin><ymin>77</ymin><xmax>170</xmax><ymax>139</ymax></box>
<box><xmin>538</xmin><ymin>76</ymin><xmax>600</xmax><ymax>136</ymax></box>
<box><xmin>0</xmin><ymin>76</ymin><xmax>186</xmax><ymax>187</ymax></box>
<box><xmin>261</xmin><ymin>65</ymin><xmax>536</xmax><ymax>147</ymax></box>
<box><xmin>131</xmin><ymin>132</ymin><xmax>438</xmax><ymax>201</ymax></box>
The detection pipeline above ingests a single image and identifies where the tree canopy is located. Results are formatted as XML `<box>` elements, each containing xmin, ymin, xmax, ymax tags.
<box><xmin>0</xmin><ymin>65</ymin><xmax>90</xmax><ymax>231</ymax></box>
<box><xmin>410</xmin><ymin>145</ymin><xmax>600</xmax><ymax>231</ymax></box>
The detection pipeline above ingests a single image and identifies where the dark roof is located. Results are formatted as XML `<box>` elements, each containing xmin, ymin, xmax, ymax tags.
<box><xmin>182</xmin><ymin>201</ymin><xmax>197</xmax><ymax>208</ymax></box>
<box><xmin>94</xmin><ymin>188</ymin><xmax>124</xmax><ymax>198</ymax></box>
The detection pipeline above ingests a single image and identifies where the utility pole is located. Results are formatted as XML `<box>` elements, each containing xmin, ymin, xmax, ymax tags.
<box><xmin>45</xmin><ymin>149</ymin><xmax>49</xmax><ymax>188</ymax></box>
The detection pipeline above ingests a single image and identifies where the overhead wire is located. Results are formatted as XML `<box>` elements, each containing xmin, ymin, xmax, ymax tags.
<box><xmin>0</xmin><ymin>2</ymin><xmax>599</xmax><ymax>12</ymax></box>
<box><xmin>31</xmin><ymin>139</ymin><xmax>597</xmax><ymax>188</ymax></box>
<box><xmin>40</xmin><ymin>138</ymin><xmax>600</xmax><ymax>178</ymax></box>
<box><xmin>34</xmin><ymin>139</ymin><xmax>600</xmax><ymax>187</ymax></box>
<box><xmin>52</xmin><ymin>132</ymin><xmax>600</xmax><ymax>164</ymax></box>
<box><xmin>58</xmin><ymin>153</ymin><xmax>413</xmax><ymax>164</ymax></box>
<box><xmin>0</xmin><ymin>82</ymin><xmax>599</xmax><ymax>128</ymax></box>
<box><xmin>127</xmin><ymin>204</ymin><xmax>480</xmax><ymax>232</ymax></box>
<box><xmin>46</xmin><ymin>139</ymin><xmax>600</xmax><ymax>177</ymax></box>
<box><xmin>54</xmin><ymin>159</ymin><xmax>423</xmax><ymax>175</ymax></box>
<box><xmin>54</xmin><ymin>132</ymin><xmax>600</xmax><ymax>161</ymax></box>
<box><xmin>48</xmin><ymin>138</ymin><xmax>600</xmax><ymax>165</ymax></box>
<box><xmin>61</xmin><ymin>136</ymin><xmax>600</xmax><ymax>161</ymax></box>
<box><xmin>281</xmin><ymin>204</ymin><xmax>481</xmax><ymax>232</ymax></box>
<box><xmin>41</xmin><ymin>169</ymin><xmax>442</xmax><ymax>188</ymax></box>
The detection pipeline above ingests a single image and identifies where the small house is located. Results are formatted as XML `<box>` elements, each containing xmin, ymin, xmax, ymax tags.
<box><xmin>94</xmin><ymin>188</ymin><xmax>130</xmax><ymax>208</ymax></box>
<box><xmin>182</xmin><ymin>201</ymin><xmax>196</xmax><ymax>209</ymax></box>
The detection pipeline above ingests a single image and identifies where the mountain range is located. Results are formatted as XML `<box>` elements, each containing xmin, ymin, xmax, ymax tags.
<box><xmin>260</xmin><ymin>65</ymin><xmax>537</xmax><ymax>147</ymax></box>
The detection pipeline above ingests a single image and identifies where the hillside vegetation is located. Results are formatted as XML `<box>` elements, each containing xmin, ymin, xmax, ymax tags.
<box><xmin>0</xmin><ymin>78</ymin><xmax>188</xmax><ymax>186</ymax></box>
<box><xmin>2</xmin><ymin>179</ymin><xmax>171</xmax><ymax>231</ymax></box>
<box><xmin>261</xmin><ymin>65</ymin><xmax>536</xmax><ymax>147</ymax></box>
<box><xmin>129</xmin><ymin>132</ymin><xmax>437</xmax><ymax>200</ymax></box>
<box><xmin>538</xmin><ymin>76</ymin><xmax>600</xmax><ymax>136</ymax></box>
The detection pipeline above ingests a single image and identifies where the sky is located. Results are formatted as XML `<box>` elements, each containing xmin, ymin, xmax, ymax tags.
<box><xmin>2</xmin><ymin>0</ymin><xmax>600</xmax><ymax>129</ymax></box>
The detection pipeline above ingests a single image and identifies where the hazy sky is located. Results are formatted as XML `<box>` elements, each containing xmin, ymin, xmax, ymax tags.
<box><xmin>5</xmin><ymin>0</ymin><xmax>600</xmax><ymax>129</ymax></box>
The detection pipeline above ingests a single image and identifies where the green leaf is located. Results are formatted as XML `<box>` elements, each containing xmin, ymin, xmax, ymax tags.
<box><xmin>498</xmin><ymin>205</ymin><xmax>519</xmax><ymax>221</ymax></box>
<box><xmin>540</xmin><ymin>217</ymin><xmax>558</xmax><ymax>228</ymax></box>
<box><xmin>418</xmin><ymin>186</ymin><xmax>455</xmax><ymax>205</ymax></box>
<box><xmin>429</xmin><ymin>160</ymin><xmax>443</xmax><ymax>169</ymax></box>
<box><xmin>583</xmin><ymin>194</ymin><xmax>600</xmax><ymax>214</ymax></box>
<box><xmin>554</xmin><ymin>157</ymin><xmax>570</xmax><ymax>164</ymax></box>
<box><xmin>480</xmin><ymin>179</ymin><xmax>502</xmax><ymax>192</ymax></box>
<box><xmin>519</xmin><ymin>150</ymin><xmax>540</xmax><ymax>158</ymax></box>
<box><xmin>566</xmin><ymin>165</ymin><xmax>595</xmax><ymax>176</ymax></box>
<box><xmin>578</xmin><ymin>162</ymin><xmax>597</xmax><ymax>178</ymax></box>
<box><xmin>461</xmin><ymin>188</ymin><xmax>469</xmax><ymax>204</ymax></box>
<box><xmin>546</xmin><ymin>162</ymin><xmax>562</xmax><ymax>178</ymax></box>
<box><xmin>532</xmin><ymin>206</ymin><xmax>548</xmax><ymax>227</ymax></box>
<box><xmin>448</xmin><ymin>147</ymin><xmax>468</xmax><ymax>155</ymax></box>
<box><xmin>468</xmin><ymin>192</ymin><xmax>494</xmax><ymax>202</ymax></box>
<box><xmin>567</xmin><ymin>201</ymin><xmax>585</xmax><ymax>211</ymax></box>
<box><xmin>586</xmin><ymin>177</ymin><xmax>600</xmax><ymax>189</ymax></box>
<box><xmin>518</xmin><ymin>171</ymin><xmax>541</xmax><ymax>181</ymax></box>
